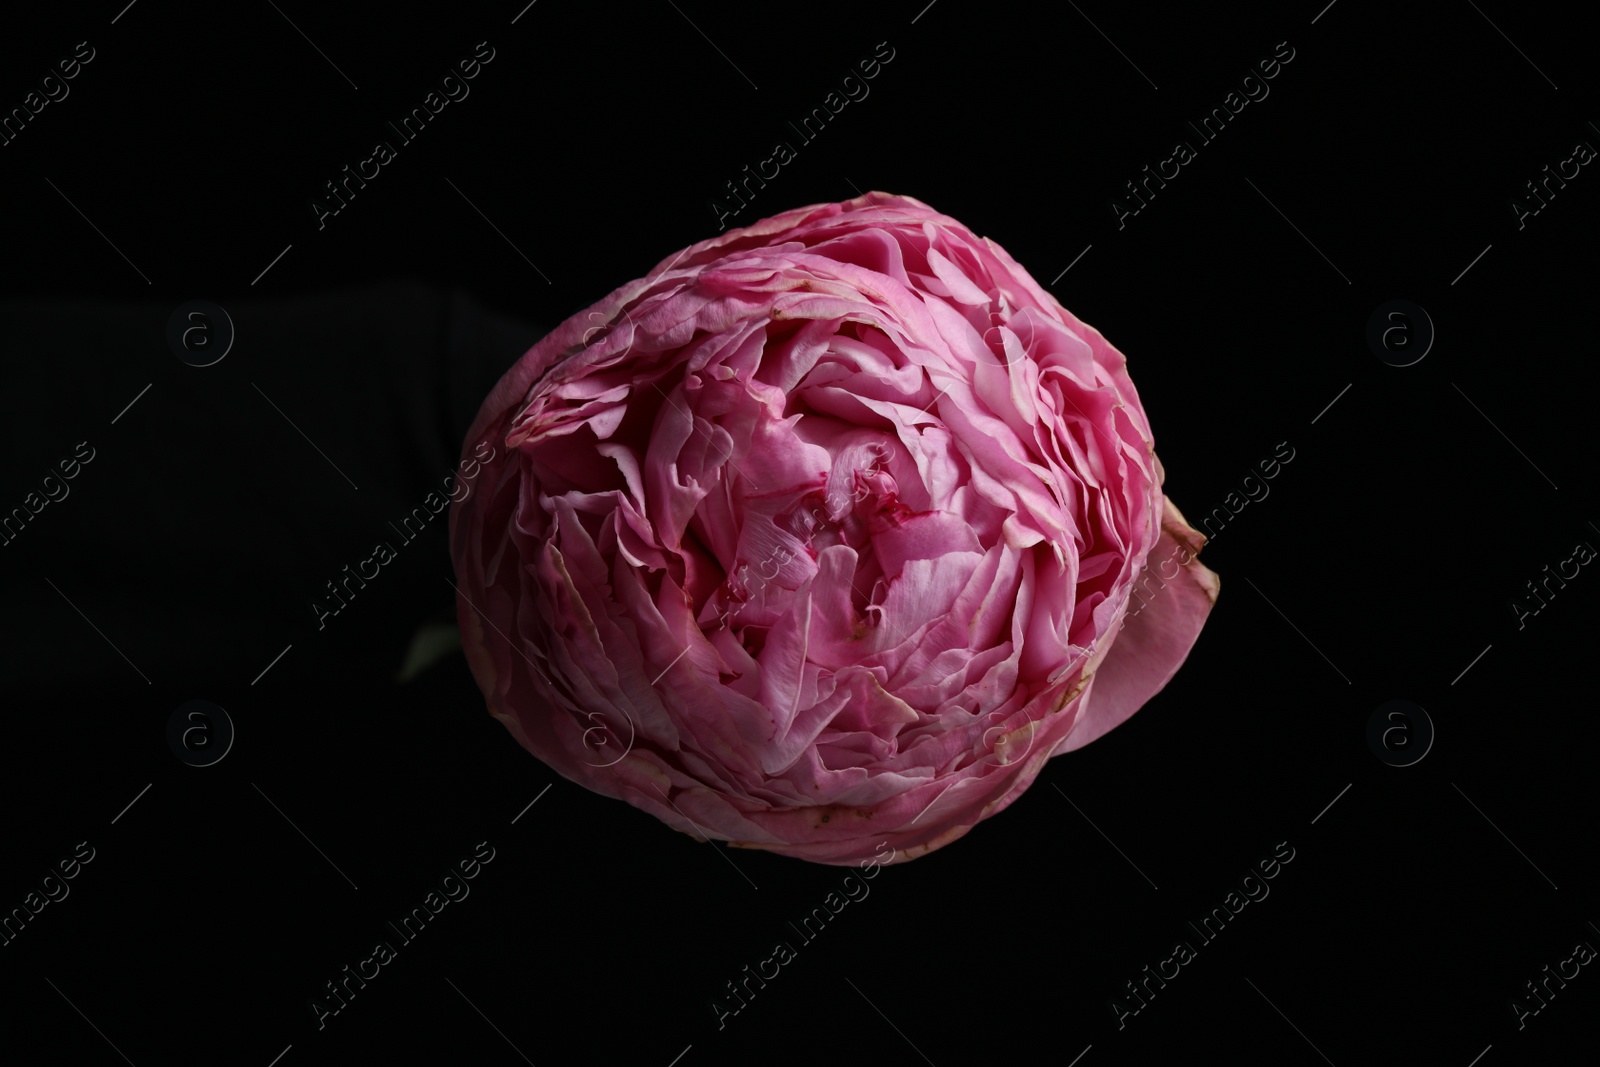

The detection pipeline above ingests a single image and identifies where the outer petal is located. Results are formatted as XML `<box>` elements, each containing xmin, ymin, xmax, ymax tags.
<box><xmin>1053</xmin><ymin>497</ymin><xmax>1219</xmax><ymax>755</ymax></box>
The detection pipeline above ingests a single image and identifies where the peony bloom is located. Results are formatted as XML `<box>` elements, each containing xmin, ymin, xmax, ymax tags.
<box><xmin>450</xmin><ymin>192</ymin><xmax>1217</xmax><ymax>865</ymax></box>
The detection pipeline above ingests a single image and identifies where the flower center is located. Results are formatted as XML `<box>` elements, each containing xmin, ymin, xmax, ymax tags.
<box><xmin>707</xmin><ymin>445</ymin><xmax>900</xmax><ymax>635</ymax></box>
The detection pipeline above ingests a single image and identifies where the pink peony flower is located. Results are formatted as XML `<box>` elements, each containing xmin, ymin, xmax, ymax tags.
<box><xmin>449</xmin><ymin>192</ymin><xmax>1218</xmax><ymax>865</ymax></box>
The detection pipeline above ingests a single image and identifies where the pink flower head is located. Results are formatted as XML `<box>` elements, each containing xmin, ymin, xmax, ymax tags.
<box><xmin>450</xmin><ymin>192</ymin><xmax>1218</xmax><ymax>865</ymax></box>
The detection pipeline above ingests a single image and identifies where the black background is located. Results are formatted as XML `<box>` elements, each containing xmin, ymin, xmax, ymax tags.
<box><xmin>1</xmin><ymin>1</ymin><xmax>1595</xmax><ymax>1064</ymax></box>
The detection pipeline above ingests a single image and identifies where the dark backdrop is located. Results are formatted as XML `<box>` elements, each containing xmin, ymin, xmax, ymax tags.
<box><xmin>2</xmin><ymin>2</ymin><xmax>1595</xmax><ymax>1065</ymax></box>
